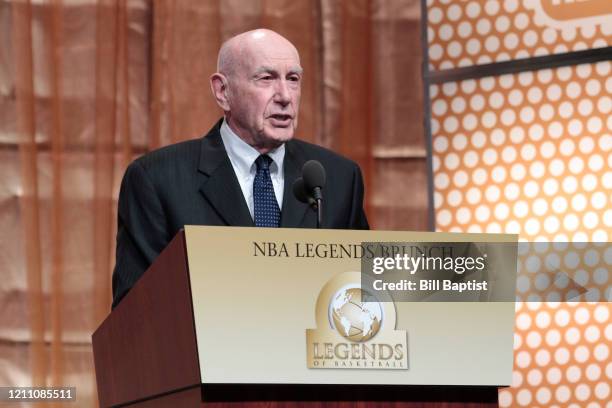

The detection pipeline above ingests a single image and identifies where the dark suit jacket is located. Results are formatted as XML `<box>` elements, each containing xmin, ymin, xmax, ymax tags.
<box><xmin>112</xmin><ymin>120</ymin><xmax>369</xmax><ymax>308</ymax></box>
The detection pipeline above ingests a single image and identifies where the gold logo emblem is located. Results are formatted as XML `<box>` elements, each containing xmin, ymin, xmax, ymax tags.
<box><xmin>306</xmin><ymin>272</ymin><xmax>408</xmax><ymax>369</ymax></box>
<box><xmin>330</xmin><ymin>287</ymin><xmax>382</xmax><ymax>342</ymax></box>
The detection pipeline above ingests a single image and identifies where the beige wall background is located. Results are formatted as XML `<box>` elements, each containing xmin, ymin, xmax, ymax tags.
<box><xmin>0</xmin><ymin>0</ymin><xmax>428</xmax><ymax>406</ymax></box>
<box><xmin>427</xmin><ymin>0</ymin><xmax>611</xmax><ymax>407</ymax></box>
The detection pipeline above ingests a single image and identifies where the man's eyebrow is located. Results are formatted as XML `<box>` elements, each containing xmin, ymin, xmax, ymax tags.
<box><xmin>253</xmin><ymin>66</ymin><xmax>304</xmax><ymax>75</ymax></box>
<box><xmin>253</xmin><ymin>66</ymin><xmax>275</xmax><ymax>76</ymax></box>
<box><xmin>289</xmin><ymin>66</ymin><xmax>304</xmax><ymax>75</ymax></box>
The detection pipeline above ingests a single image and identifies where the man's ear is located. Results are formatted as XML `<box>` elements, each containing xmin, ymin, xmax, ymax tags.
<box><xmin>210</xmin><ymin>73</ymin><xmax>230</xmax><ymax>111</ymax></box>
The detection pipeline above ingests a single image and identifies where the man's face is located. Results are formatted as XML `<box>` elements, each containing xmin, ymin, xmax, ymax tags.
<box><xmin>226</xmin><ymin>36</ymin><xmax>302</xmax><ymax>150</ymax></box>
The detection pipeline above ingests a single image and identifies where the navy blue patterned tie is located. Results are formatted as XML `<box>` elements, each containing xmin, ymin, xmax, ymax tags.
<box><xmin>253</xmin><ymin>155</ymin><xmax>280</xmax><ymax>227</ymax></box>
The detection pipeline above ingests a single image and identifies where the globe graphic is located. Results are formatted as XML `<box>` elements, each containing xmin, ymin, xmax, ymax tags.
<box><xmin>330</xmin><ymin>287</ymin><xmax>383</xmax><ymax>342</ymax></box>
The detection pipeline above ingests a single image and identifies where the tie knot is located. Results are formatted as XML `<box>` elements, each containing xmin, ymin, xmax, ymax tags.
<box><xmin>255</xmin><ymin>155</ymin><xmax>273</xmax><ymax>171</ymax></box>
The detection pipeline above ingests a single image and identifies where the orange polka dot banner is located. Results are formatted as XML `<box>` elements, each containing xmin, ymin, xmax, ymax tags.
<box><xmin>429</xmin><ymin>61</ymin><xmax>612</xmax><ymax>405</ymax></box>
<box><xmin>502</xmin><ymin>301</ymin><xmax>611</xmax><ymax>407</ymax></box>
<box><xmin>431</xmin><ymin>62</ymin><xmax>611</xmax><ymax>241</ymax></box>
<box><xmin>426</xmin><ymin>0</ymin><xmax>612</xmax><ymax>71</ymax></box>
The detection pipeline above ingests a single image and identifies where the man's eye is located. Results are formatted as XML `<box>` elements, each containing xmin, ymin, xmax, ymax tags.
<box><xmin>289</xmin><ymin>76</ymin><xmax>300</xmax><ymax>82</ymax></box>
<box><xmin>260</xmin><ymin>75</ymin><xmax>273</xmax><ymax>81</ymax></box>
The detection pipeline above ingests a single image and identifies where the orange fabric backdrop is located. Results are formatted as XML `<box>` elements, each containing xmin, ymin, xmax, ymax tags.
<box><xmin>0</xmin><ymin>1</ymin><xmax>427</xmax><ymax>405</ymax></box>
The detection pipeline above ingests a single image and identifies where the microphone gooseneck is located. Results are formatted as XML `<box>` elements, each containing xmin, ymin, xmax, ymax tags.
<box><xmin>300</xmin><ymin>160</ymin><xmax>326</xmax><ymax>228</ymax></box>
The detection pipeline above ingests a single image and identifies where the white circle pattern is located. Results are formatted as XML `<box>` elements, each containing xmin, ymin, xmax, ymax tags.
<box><xmin>431</xmin><ymin>61</ymin><xmax>611</xmax><ymax>407</ymax></box>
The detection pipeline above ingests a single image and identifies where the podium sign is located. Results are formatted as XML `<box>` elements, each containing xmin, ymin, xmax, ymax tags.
<box><xmin>185</xmin><ymin>226</ymin><xmax>516</xmax><ymax>386</ymax></box>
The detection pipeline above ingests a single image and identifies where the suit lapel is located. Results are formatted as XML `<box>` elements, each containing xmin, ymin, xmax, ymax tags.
<box><xmin>280</xmin><ymin>140</ymin><xmax>313</xmax><ymax>228</ymax></box>
<box><xmin>197</xmin><ymin>124</ymin><xmax>254</xmax><ymax>227</ymax></box>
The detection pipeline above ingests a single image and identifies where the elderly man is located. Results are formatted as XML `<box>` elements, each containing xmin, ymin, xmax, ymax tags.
<box><xmin>112</xmin><ymin>29</ymin><xmax>368</xmax><ymax>308</ymax></box>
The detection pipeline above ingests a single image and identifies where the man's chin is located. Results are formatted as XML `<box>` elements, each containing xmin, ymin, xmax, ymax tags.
<box><xmin>264</xmin><ymin>128</ymin><xmax>295</xmax><ymax>144</ymax></box>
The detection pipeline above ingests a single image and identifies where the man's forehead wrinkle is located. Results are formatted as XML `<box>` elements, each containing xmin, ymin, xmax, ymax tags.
<box><xmin>253</xmin><ymin>64</ymin><xmax>303</xmax><ymax>74</ymax></box>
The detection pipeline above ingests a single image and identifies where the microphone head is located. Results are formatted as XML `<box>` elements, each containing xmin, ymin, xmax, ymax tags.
<box><xmin>302</xmin><ymin>160</ymin><xmax>326</xmax><ymax>191</ymax></box>
<box><xmin>292</xmin><ymin>177</ymin><xmax>310</xmax><ymax>204</ymax></box>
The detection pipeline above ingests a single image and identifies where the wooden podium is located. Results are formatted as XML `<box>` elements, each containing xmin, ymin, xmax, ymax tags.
<box><xmin>93</xmin><ymin>227</ymin><xmax>514</xmax><ymax>407</ymax></box>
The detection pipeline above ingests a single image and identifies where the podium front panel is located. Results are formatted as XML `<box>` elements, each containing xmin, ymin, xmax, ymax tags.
<box><xmin>185</xmin><ymin>226</ymin><xmax>516</xmax><ymax>386</ymax></box>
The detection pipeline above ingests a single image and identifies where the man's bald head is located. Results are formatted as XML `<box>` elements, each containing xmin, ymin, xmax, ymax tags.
<box><xmin>210</xmin><ymin>29</ymin><xmax>303</xmax><ymax>153</ymax></box>
<box><xmin>217</xmin><ymin>29</ymin><xmax>300</xmax><ymax>79</ymax></box>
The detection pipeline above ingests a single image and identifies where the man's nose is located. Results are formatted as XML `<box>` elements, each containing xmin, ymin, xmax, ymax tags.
<box><xmin>273</xmin><ymin>80</ymin><xmax>291</xmax><ymax>105</ymax></box>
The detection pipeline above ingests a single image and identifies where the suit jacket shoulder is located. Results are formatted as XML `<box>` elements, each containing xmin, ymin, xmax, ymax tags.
<box><xmin>134</xmin><ymin>138</ymin><xmax>201</xmax><ymax>175</ymax></box>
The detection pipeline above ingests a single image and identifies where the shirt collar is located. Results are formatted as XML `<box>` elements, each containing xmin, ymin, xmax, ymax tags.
<box><xmin>220</xmin><ymin>118</ymin><xmax>285</xmax><ymax>174</ymax></box>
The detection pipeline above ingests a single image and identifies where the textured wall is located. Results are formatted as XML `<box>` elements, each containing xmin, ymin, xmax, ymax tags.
<box><xmin>426</xmin><ymin>0</ymin><xmax>611</xmax><ymax>407</ymax></box>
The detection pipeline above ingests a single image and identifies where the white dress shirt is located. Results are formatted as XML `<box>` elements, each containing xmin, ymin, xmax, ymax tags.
<box><xmin>220</xmin><ymin>119</ymin><xmax>285</xmax><ymax>220</ymax></box>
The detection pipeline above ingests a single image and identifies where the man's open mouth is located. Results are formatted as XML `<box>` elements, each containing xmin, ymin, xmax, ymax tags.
<box><xmin>269</xmin><ymin>114</ymin><xmax>293</xmax><ymax>126</ymax></box>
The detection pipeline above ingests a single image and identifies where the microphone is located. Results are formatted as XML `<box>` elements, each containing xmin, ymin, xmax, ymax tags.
<box><xmin>292</xmin><ymin>177</ymin><xmax>316</xmax><ymax>207</ymax></box>
<box><xmin>302</xmin><ymin>160</ymin><xmax>326</xmax><ymax>201</ymax></box>
<box><xmin>301</xmin><ymin>160</ymin><xmax>326</xmax><ymax>228</ymax></box>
